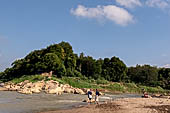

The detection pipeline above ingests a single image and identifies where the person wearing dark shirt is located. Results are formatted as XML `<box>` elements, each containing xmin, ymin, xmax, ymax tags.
<box><xmin>95</xmin><ymin>89</ymin><xmax>100</xmax><ymax>104</ymax></box>
<box><xmin>87</xmin><ymin>89</ymin><xmax>92</xmax><ymax>103</ymax></box>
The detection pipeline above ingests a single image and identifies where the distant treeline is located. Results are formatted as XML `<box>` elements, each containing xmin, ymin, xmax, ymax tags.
<box><xmin>0</xmin><ymin>41</ymin><xmax>170</xmax><ymax>89</ymax></box>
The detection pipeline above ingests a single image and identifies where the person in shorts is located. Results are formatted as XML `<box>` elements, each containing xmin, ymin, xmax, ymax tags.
<box><xmin>87</xmin><ymin>89</ymin><xmax>92</xmax><ymax>103</ymax></box>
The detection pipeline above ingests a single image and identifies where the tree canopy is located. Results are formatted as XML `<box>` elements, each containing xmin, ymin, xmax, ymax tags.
<box><xmin>0</xmin><ymin>41</ymin><xmax>170</xmax><ymax>90</ymax></box>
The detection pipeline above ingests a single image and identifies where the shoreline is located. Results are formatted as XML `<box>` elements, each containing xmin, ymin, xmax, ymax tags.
<box><xmin>1</xmin><ymin>91</ymin><xmax>170</xmax><ymax>113</ymax></box>
<box><xmin>38</xmin><ymin>98</ymin><xmax>170</xmax><ymax>113</ymax></box>
<box><xmin>0</xmin><ymin>91</ymin><xmax>143</xmax><ymax>113</ymax></box>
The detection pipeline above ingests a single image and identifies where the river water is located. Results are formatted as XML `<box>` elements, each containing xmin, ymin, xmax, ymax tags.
<box><xmin>0</xmin><ymin>91</ymin><xmax>142</xmax><ymax>113</ymax></box>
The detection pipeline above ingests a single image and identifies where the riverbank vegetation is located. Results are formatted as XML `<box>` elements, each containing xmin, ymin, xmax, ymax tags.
<box><xmin>0</xmin><ymin>41</ymin><xmax>170</xmax><ymax>93</ymax></box>
<box><xmin>8</xmin><ymin>75</ymin><xmax>169</xmax><ymax>94</ymax></box>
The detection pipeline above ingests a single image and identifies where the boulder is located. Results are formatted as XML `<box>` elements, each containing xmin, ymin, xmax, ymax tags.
<box><xmin>23</xmin><ymin>82</ymin><xmax>33</xmax><ymax>89</ymax></box>
<box><xmin>18</xmin><ymin>88</ymin><xmax>32</xmax><ymax>94</ymax></box>
<box><xmin>4</xmin><ymin>84</ymin><xmax>11</xmax><ymax>89</ymax></box>
<box><xmin>31</xmin><ymin>87</ymin><xmax>41</xmax><ymax>93</ymax></box>
<box><xmin>46</xmin><ymin>87</ymin><xmax>63</xmax><ymax>95</ymax></box>
<box><xmin>9</xmin><ymin>85</ymin><xmax>21</xmax><ymax>91</ymax></box>
<box><xmin>0</xmin><ymin>83</ymin><xmax>5</xmax><ymax>87</ymax></box>
<box><xmin>33</xmin><ymin>82</ymin><xmax>45</xmax><ymax>89</ymax></box>
<box><xmin>64</xmin><ymin>87</ymin><xmax>74</xmax><ymax>93</ymax></box>
<box><xmin>74</xmin><ymin>88</ymin><xmax>86</xmax><ymax>95</ymax></box>
<box><xmin>0</xmin><ymin>87</ymin><xmax>8</xmax><ymax>91</ymax></box>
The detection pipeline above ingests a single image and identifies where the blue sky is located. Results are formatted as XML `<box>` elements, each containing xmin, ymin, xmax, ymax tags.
<box><xmin>0</xmin><ymin>0</ymin><xmax>170</xmax><ymax>71</ymax></box>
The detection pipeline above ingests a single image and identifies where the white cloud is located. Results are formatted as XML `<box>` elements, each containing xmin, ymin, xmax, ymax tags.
<box><xmin>71</xmin><ymin>5</ymin><xmax>134</xmax><ymax>26</ymax></box>
<box><xmin>161</xmin><ymin>64</ymin><xmax>170</xmax><ymax>68</ymax></box>
<box><xmin>146</xmin><ymin>0</ymin><xmax>169</xmax><ymax>9</ymax></box>
<box><xmin>115</xmin><ymin>0</ymin><xmax>142</xmax><ymax>8</ymax></box>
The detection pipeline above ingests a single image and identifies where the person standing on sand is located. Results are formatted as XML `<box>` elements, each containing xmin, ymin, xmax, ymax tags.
<box><xmin>87</xmin><ymin>89</ymin><xmax>92</xmax><ymax>103</ymax></box>
<box><xmin>95</xmin><ymin>89</ymin><xmax>100</xmax><ymax>104</ymax></box>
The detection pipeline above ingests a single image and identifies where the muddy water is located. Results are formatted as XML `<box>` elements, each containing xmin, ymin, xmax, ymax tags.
<box><xmin>0</xmin><ymin>91</ymin><xmax>142</xmax><ymax>113</ymax></box>
<box><xmin>0</xmin><ymin>91</ymin><xmax>87</xmax><ymax>113</ymax></box>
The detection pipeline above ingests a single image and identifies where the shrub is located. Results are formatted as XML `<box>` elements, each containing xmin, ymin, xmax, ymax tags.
<box><xmin>11</xmin><ymin>75</ymin><xmax>44</xmax><ymax>84</ymax></box>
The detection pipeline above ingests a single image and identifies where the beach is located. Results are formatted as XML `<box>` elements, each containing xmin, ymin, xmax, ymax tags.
<box><xmin>0</xmin><ymin>91</ymin><xmax>170</xmax><ymax>113</ymax></box>
<box><xmin>40</xmin><ymin>98</ymin><xmax>170</xmax><ymax>113</ymax></box>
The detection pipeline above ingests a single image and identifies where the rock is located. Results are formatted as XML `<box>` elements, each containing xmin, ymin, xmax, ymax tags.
<box><xmin>31</xmin><ymin>87</ymin><xmax>41</xmax><ymax>93</ymax></box>
<box><xmin>0</xmin><ymin>83</ymin><xmax>5</xmax><ymax>87</ymax></box>
<box><xmin>63</xmin><ymin>84</ymin><xmax>71</xmax><ymax>88</ymax></box>
<box><xmin>46</xmin><ymin>87</ymin><xmax>63</xmax><ymax>95</ymax></box>
<box><xmin>41</xmin><ymin>71</ymin><xmax>53</xmax><ymax>78</ymax></box>
<box><xmin>99</xmin><ymin>92</ymin><xmax>104</xmax><ymax>96</ymax></box>
<box><xmin>64</xmin><ymin>88</ymin><xmax>74</xmax><ymax>93</ymax></box>
<box><xmin>9</xmin><ymin>85</ymin><xmax>21</xmax><ymax>91</ymax></box>
<box><xmin>0</xmin><ymin>87</ymin><xmax>8</xmax><ymax>91</ymax></box>
<box><xmin>18</xmin><ymin>88</ymin><xmax>32</xmax><ymax>94</ymax></box>
<box><xmin>4</xmin><ymin>84</ymin><xmax>11</xmax><ymax>89</ymax></box>
<box><xmin>23</xmin><ymin>82</ymin><xmax>33</xmax><ymax>88</ymax></box>
<box><xmin>33</xmin><ymin>81</ymin><xmax>45</xmax><ymax>89</ymax></box>
<box><xmin>91</xmin><ymin>91</ymin><xmax>95</xmax><ymax>95</ymax></box>
<box><xmin>152</xmin><ymin>94</ymin><xmax>161</xmax><ymax>98</ymax></box>
<box><xmin>74</xmin><ymin>88</ymin><xmax>86</xmax><ymax>95</ymax></box>
<box><xmin>43</xmin><ymin>84</ymin><xmax>50</xmax><ymax>90</ymax></box>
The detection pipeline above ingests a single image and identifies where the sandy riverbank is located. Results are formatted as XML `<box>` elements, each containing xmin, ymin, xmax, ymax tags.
<box><xmin>39</xmin><ymin>98</ymin><xmax>170</xmax><ymax>113</ymax></box>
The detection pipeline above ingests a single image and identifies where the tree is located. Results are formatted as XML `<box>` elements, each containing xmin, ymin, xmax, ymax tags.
<box><xmin>46</xmin><ymin>44</ymin><xmax>65</xmax><ymax>60</ymax></box>
<box><xmin>41</xmin><ymin>53</ymin><xmax>66</xmax><ymax>77</ymax></box>
<box><xmin>158</xmin><ymin>68</ymin><xmax>170</xmax><ymax>89</ymax></box>
<box><xmin>102</xmin><ymin>57</ymin><xmax>127</xmax><ymax>82</ymax></box>
<box><xmin>81</xmin><ymin>56</ymin><xmax>96</xmax><ymax>78</ymax></box>
<box><xmin>128</xmin><ymin>65</ymin><xmax>158</xmax><ymax>85</ymax></box>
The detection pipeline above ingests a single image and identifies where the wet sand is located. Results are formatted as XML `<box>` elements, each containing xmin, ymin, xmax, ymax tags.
<box><xmin>40</xmin><ymin>98</ymin><xmax>170</xmax><ymax>113</ymax></box>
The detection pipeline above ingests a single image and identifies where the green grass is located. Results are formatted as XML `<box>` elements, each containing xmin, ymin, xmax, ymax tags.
<box><xmin>61</xmin><ymin>77</ymin><xmax>101</xmax><ymax>89</ymax></box>
<box><xmin>100</xmin><ymin>82</ymin><xmax>167</xmax><ymax>94</ymax></box>
<box><xmin>10</xmin><ymin>75</ymin><xmax>169</xmax><ymax>94</ymax></box>
<box><xmin>139</xmin><ymin>85</ymin><xmax>165</xmax><ymax>94</ymax></box>
<box><xmin>111</xmin><ymin>83</ymin><xmax>125</xmax><ymax>92</ymax></box>
<box><xmin>123</xmin><ymin>83</ymin><xmax>141</xmax><ymax>93</ymax></box>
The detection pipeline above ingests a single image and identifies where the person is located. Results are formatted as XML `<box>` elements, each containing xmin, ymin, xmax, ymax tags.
<box><xmin>95</xmin><ymin>89</ymin><xmax>100</xmax><ymax>104</ymax></box>
<box><xmin>87</xmin><ymin>89</ymin><xmax>92</xmax><ymax>103</ymax></box>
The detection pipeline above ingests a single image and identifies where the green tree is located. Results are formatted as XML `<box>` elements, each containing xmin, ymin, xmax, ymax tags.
<box><xmin>41</xmin><ymin>53</ymin><xmax>66</xmax><ymax>77</ymax></box>
<box><xmin>102</xmin><ymin>57</ymin><xmax>127</xmax><ymax>82</ymax></box>
<box><xmin>128</xmin><ymin>65</ymin><xmax>158</xmax><ymax>85</ymax></box>
<box><xmin>158</xmin><ymin>68</ymin><xmax>170</xmax><ymax>89</ymax></box>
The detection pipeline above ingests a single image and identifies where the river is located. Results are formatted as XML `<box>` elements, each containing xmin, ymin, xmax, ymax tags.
<box><xmin>0</xmin><ymin>91</ymin><xmax>142</xmax><ymax>113</ymax></box>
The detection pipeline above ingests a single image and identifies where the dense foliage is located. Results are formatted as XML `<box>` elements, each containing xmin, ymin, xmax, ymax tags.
<box><xmin>0</xmin><ymin>41</ymin><xmax>170</xmax><ymax>90</ymax></box>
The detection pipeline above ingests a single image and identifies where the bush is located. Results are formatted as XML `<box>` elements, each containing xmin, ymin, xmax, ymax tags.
<box><xmin>61</xmin><ymin>77</ymin><xmax>100</xmax><ymax>89</ymax></box>
<box><xmin>74</xmin><ymin>70</ymin><xmax>83</xmax><ymax>77</ymax></box>
<box><xmin>123</xmin><ymin>83</ymin><xmax>140</xmax><ymax>93</ymax></box>
<box><xmin>139</xmin><ymin>86</ymin><xmax>164</xmax><ymax>93</ymax></box>
<box><xmin>11</xmin><ymin>75</ymin><xmax>44</xmax><ymax>84</ymax></box>
<box><xmin>107</xmin><ymin>83</ymin><xmax>125</xmax><ymax>92</ymax></box>
<box><xmin>96</xmin><ymin>78</ymin><xmax>108</xmax><ymax>84</ymax></box>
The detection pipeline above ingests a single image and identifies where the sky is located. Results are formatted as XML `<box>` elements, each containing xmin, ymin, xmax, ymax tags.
<box><xmin>0</xmin><ymin>0</ymin><xmax>170</xmax><ymax>71</ymax></box>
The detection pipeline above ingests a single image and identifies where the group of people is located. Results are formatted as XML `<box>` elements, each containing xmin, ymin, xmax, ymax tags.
<box><xmin>87</xmin><ymin>89</ymin><xmax>100</xmax><ymax>104</ymax></box>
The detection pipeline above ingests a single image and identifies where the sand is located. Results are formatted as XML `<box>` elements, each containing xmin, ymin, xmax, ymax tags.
<box><xmin>39</xmin><ymin>98</ymin><xmax>170</xmax><ymax>113</ymax></box>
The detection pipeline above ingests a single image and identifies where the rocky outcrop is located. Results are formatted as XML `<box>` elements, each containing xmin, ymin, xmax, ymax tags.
<box><xmin>1</xmin><ymin>80</ymin><xmax>93</xmax><ymax>95</ymax></box>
